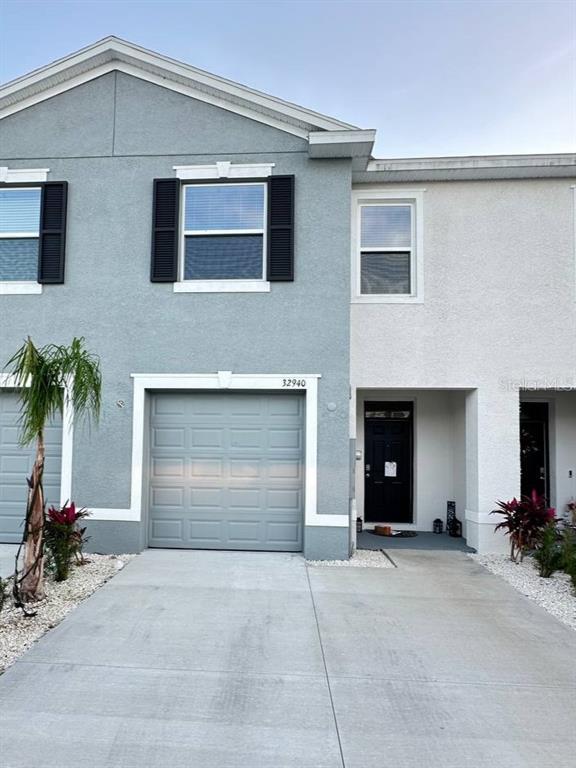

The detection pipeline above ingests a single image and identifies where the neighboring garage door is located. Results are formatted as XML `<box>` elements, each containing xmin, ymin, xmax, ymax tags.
<box><xmin>0</xmin><ymin>391</ymin><xmax>63</xmax><ymax>543</ymax></box>
<box><xmin>149</xmin><ymin>392</ymin><xmax>304</xmax><ymax>551</ymax></box>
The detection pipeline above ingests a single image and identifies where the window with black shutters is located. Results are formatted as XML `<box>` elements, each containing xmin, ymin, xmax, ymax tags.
<box><xmin>151</xmin><ymin>173</ymin><xmax>295</xmax><ymax>289</ymax></box>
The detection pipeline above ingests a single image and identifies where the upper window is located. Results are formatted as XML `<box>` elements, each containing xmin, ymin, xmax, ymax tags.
<box><xmin>352</xmin><ymin>190</ymin><xmax>424</xmax><ymax>303</ymax></box>
<box><xmin>359</xmin><ymin>204</ymin><xmax>413</xmax><ymax>295</ymax></box>
<box><xmin>0</xmin><ymin>188</ymin><xmax>41</xmax><ymax>281</ymax></box>
<box><xmin>182</xmin><ymin>183</ymin><xmax>266</xmax><ymax>281</ymax></box>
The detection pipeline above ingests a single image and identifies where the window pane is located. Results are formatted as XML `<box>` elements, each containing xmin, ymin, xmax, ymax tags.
<box><xmin>0</xmin><ymin>239</ymin><xmax>38</xmax><ymax>280</ymax></box>
<box><xmin>361</xmin><ymin>205</ymin><xmax>411</xmax><ymax>248</ymax></box>
<box><xmin>0</xmin><ymin>188</ymin><xmax>41</xmax><ymax>233</ymax></box>
<box><xmin>184</xmin><ymin>184</ymin><xmax>265</xmax><ymax>231</ymax></box>
<box><xmin>361</xmin><ymin>251</ymin><xmax>411</xmax><ymax>294</ymax></box>
<box><xmin>185</xmin><ymin>235</ymin><xmax>263</xmax><ymax>280</ymax></box>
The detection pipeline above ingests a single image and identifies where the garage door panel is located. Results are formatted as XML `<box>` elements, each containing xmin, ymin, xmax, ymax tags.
<box><xmin>268</xmin><ymin>428</ymin><xmax>302</xmax><ymax>450</ymax></box>
<box><xmin>191</xmin><ymin>487</ymin><xmax>223</xmax><ymax>507</ymax></box>
<box><xmin>0</xmin><ymin>392</ymin><xmax>62</xmax><ymax>543</ymax></box>
<box><xmin>151</xmin><ymin>457</ymin><xmax>185</xmax><ymax>478</ymax></box>
<box><xmin>268</xmin><ymin>459</ymin><xmax>301</xmax><ymax>480</ymax></box>
<box><xmin>149</xmin><ymin>392</ymin><xmax>304</xmax><ymax>551</ymax></box>
<box><xmin>153</xmin><ymin>427</ymin><xmax>185</xmax><ymax>448</ymax></box>
<box><xmin>188</xmin><ymin>518</ymin><xmax>223</xmax><ymax>543</ymax></box>
<box><xmin>150</xmin><ymin>518</ymin><xmax>183</xmax><ymax>542</ymax></box>
<box><xmin>190</xmin><ymin>459</ymin><xmax>222</xmax><ymax>478</ymax></box>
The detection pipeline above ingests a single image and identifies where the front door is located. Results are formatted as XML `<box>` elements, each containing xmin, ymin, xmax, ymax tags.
<box><xmin>364</xmin><ymin>402</ymin><xmax>413</xmax><ymax>523</ymax></box>
<box><xmin>520</xmin><ymin>401</ymin><xmax>549</xmax><ymax>500</ymax></box>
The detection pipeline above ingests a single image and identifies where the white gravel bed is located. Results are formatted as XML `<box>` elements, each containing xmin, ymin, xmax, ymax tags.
<box><xmin>307</xmin><ymin>549</ymin><xmax>394</xmax><ymax>568</ymax></box>
<box><xmin>470</xmin><ymin>553</ymin><xmax>576</xmax><ymax>631</ymax></box>
<box><xmin>0</xmin><ymin>554</ymin><xmax>135</xmax><ymax>672</ymax></box>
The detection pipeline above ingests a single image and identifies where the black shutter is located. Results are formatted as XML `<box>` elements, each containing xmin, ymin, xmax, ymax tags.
<box><xmin>38</xmin><ymin>182</ymin><xmax>68</xmax><ymax>284</ymax></box>
<box><xmin>151</xmin><ymin>178</ymin><xmax>180</xmax><ymax>282</ymax></box>
<box><xmin>267</xmin><ymin>175</ymin><xmax>294</xmax><ymax>281</ymax></box>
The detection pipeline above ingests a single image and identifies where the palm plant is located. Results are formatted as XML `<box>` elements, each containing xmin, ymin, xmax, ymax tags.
<box><xmin>5</xmin><ymin>337</ymin><xmax>101</xmax><ymax>602</ymax></box>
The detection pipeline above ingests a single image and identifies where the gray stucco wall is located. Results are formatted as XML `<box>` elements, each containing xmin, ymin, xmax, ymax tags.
<box><xmin>0</xmin><ymin>72</ymin><xmax>352</xmax><ymax>559</ymax></box>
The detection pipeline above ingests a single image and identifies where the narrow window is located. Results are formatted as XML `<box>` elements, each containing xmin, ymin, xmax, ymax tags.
<box><xmin>182</xmin><ymin>183</ymin><xmax>266</xmax><ymax>280</ymax></box>
<box><xmin>0</xmin><ymin>188</ymin><xmax>41</xmax><ymax>281</ymax></box>
<box><xmin>359</xmin><ymin>204</ymin><xmax>413</xmax><ymax>295</ymax></box>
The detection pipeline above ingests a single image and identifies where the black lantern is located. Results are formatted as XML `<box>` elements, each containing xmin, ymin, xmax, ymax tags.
<box><xmin>356</xmin><ymin>517</ymin><xmax>363</xmax><ymax>534</ymax></box>
<box><xmin>433</xmin><ymin>518</ymin><xmax>443</xmax><ymax>534</ymax></box>
<box><xmin>447</xmin><ymin>501</ymin><xmax>462</xmax><ymax>537</ymax></box>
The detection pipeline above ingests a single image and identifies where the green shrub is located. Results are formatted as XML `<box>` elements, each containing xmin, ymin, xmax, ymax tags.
<box><xmin>533</xmin><ymin>523</ymin><xmax>562</xmax><ymax>578</ymax></box>
<box><xmin>560</xmin><ymin>528</ymin><xmax>576</xmax><ymax>595</ymax></box>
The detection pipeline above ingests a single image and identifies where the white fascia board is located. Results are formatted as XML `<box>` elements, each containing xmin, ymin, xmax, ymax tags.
<box><xmin>308</xmin><ymin>129</ymin><xmax>376</xmax><ymax>158</ymax></box>
<box><xmin>367</xmin><ymin>153</ymin><xmax>576</xmax><ymax>172</ymax></box>
<box><xmin>0</xmin><ymin>36</ymin><xmax>359</xmax><ymax>134</ymax></box>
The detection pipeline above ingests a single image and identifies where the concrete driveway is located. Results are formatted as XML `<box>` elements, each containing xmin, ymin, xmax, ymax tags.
<box><xmin>0</xmin><ymin>549</ymin><xmax>574</xmax><ymax>768</ymax></box>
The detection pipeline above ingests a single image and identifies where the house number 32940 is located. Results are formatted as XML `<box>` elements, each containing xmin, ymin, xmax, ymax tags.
<box><xmin>282</xmin><ymin>378</ymin><xmax>306</xmax><ymax>388</ymax></box>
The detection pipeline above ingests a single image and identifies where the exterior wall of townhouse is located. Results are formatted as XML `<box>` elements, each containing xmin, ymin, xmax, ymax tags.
<box><xmin>351</xmin><ymin>178</ymin><xmax>576</xmax><ymax>551</ymax></box>
<box><xmin>0</xmin><ymin>72</ymin><xmax>353</xmax><ymax>559</ymax></box>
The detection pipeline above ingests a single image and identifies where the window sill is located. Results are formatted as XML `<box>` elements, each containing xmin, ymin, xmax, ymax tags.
<box><xmin>173</xmin><ymin>280</ymin><xmax>271</xmax><ymax>293</ymax></box>
<box><xmin>352</xmin><ymin>294</ymin><xmax>423</xmax><ymax>304</ymax></box>
<box><xmin>0</xmin><ymin>281</ymin><xmax>42</xmax><ymax>295</ymax></box>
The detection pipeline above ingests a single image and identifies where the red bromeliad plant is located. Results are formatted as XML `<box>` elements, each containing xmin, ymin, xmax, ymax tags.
<box><xmin>44</xmin><ymin>502</ymin><xmax>90</xmax><ymax>582</ymax></box>
<box><xmin>492</xmin><ymin>490</ymin><xmax>556</xmax><ymax>562</ymax></box>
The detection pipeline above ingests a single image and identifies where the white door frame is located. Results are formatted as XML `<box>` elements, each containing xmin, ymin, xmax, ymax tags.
<box><xmin>0</xmin><ymin>374</ymin><xmax>74</xmax><ymax>507</ymax></box>
<box><xmin>90</xmin><ymin>372</ymin><xmax>347</xmax><ymax>529</ymax></box>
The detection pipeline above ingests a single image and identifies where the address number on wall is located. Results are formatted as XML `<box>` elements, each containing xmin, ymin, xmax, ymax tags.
<box><xmin>282</xmin><ymin>378</ymin><xmax>307</xmax><ymax>388</ymax></box>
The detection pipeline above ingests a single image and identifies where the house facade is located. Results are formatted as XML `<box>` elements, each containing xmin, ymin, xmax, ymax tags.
<box><xmin>0</xmin><ymin>38</ymin><xmax>574</xmax><ymax>558</ymax></box>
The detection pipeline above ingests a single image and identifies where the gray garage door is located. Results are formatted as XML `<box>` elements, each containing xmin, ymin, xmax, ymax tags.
<box><xmin>149</xmin><ymin>392</ymin><xmax>304</xmax><ymax>550</ymax></box>
<box><xmin>0</xmin><ymin>391</ymin><xmax>63</xmax><ymax>543</ymax></box>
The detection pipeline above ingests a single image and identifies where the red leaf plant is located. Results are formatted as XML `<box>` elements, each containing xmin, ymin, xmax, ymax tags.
<box><xmin>44</xmin><ymin>502</ymin><xmax>90</xmax><ymax>582</ymax></box>
<box><xmin>492</xmin><ymin>490</ymin><xmax>555</xmax><ymax>562</ymax></box>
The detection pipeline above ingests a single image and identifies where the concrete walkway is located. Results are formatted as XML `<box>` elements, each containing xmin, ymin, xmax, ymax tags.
<box><xmin>0</xmin><ymin>549</ymin><xmax>574</xmax><ymax>767</ymax></box>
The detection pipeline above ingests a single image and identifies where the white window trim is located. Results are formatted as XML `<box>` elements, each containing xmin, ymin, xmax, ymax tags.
<box><xmin>0</xmin><ymin>374</ymin><xmax>73</xmax><ymax>506</ymax></box>
<box><xmin>0</xmin><ymin>167</ymin><xmax>49</xmax><ymax>183</ymax></box>
<box><xmin>87</xmin><ymin>372</ymin><xmax>346</xmax><ymax>529</ymax></box>
<box><xmin>174</xmin><ymin>162</ymin><xmax>275</xmax><ymax>180</ymax></box>
<box><xmin>0</xmin><ymin>282</ymin><xmax>42</xmax><ymax>295</ymax></box>
<box><xmin>351</xmin><ymin>188</ymin><xmax>425</xmax><ymax>304</ymax></box>
<box><xmin>174</xmin><ymin>280</ymin><xmax>270</xmax><ymax>293</ymax></box>
<box><xmin>0</xmin><ymin>185</ymin><xmax>42</xmax><ymax>294</ymax></box>
<box><xmin>176</xmin><ymin>181</ymin><xmax>270</xmax><ymax>293</ymax></box>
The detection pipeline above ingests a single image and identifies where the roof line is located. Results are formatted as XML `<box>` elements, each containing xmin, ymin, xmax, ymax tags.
<box><xmin>368</xmin><ymin>153</ymin><xmax>576</xmax><ymax>171</ymax></box>
<box><xmin>0</xmin><ymin>36</ymin><xmax>359</xmax><ymax>133</ymax></box>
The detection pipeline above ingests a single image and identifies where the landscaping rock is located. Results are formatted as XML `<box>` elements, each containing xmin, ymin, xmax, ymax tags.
<box><xmin>470</xmin><ymin>553</ymin><xmax>576</xmax><ymax>631</ymax></box>
<box><xmin>307</xmin><ymin>549</ymin><xmax>394</xmax><ymax>568</ymax></box>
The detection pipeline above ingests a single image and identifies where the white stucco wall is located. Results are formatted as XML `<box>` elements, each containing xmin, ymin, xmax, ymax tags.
<box><xmin>351</xmin><ymin>178</ymin><xmax>576</xmax><ymax>552</ymax></box>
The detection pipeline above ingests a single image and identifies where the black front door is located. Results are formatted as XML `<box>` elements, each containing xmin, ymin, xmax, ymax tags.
<box><xmin>520</xmin><ymin>402</ymin><xmax>549</xmax><ymax>500</ymax></box>
<box><xmin>364</xmin><ymin>402</ymin><xmax>413</xmax><ymax>523</ymax></box>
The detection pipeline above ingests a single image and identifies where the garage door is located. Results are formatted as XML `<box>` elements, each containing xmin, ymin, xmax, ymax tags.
<box><xmin>0</xmin><ymin>391</ymin><xmax>63</xmax><ymax>543</ymax></box>
<box><xmin>149</xmin><ymin>392</ymin><xmax>304</xmax><ymax>550</ymax></box>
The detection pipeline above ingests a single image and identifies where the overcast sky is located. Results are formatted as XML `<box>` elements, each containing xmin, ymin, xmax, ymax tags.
<box><xmin>1</xmin><ymin>0</ymin><xmax>574</xmax><ymax>157</ymax></box>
